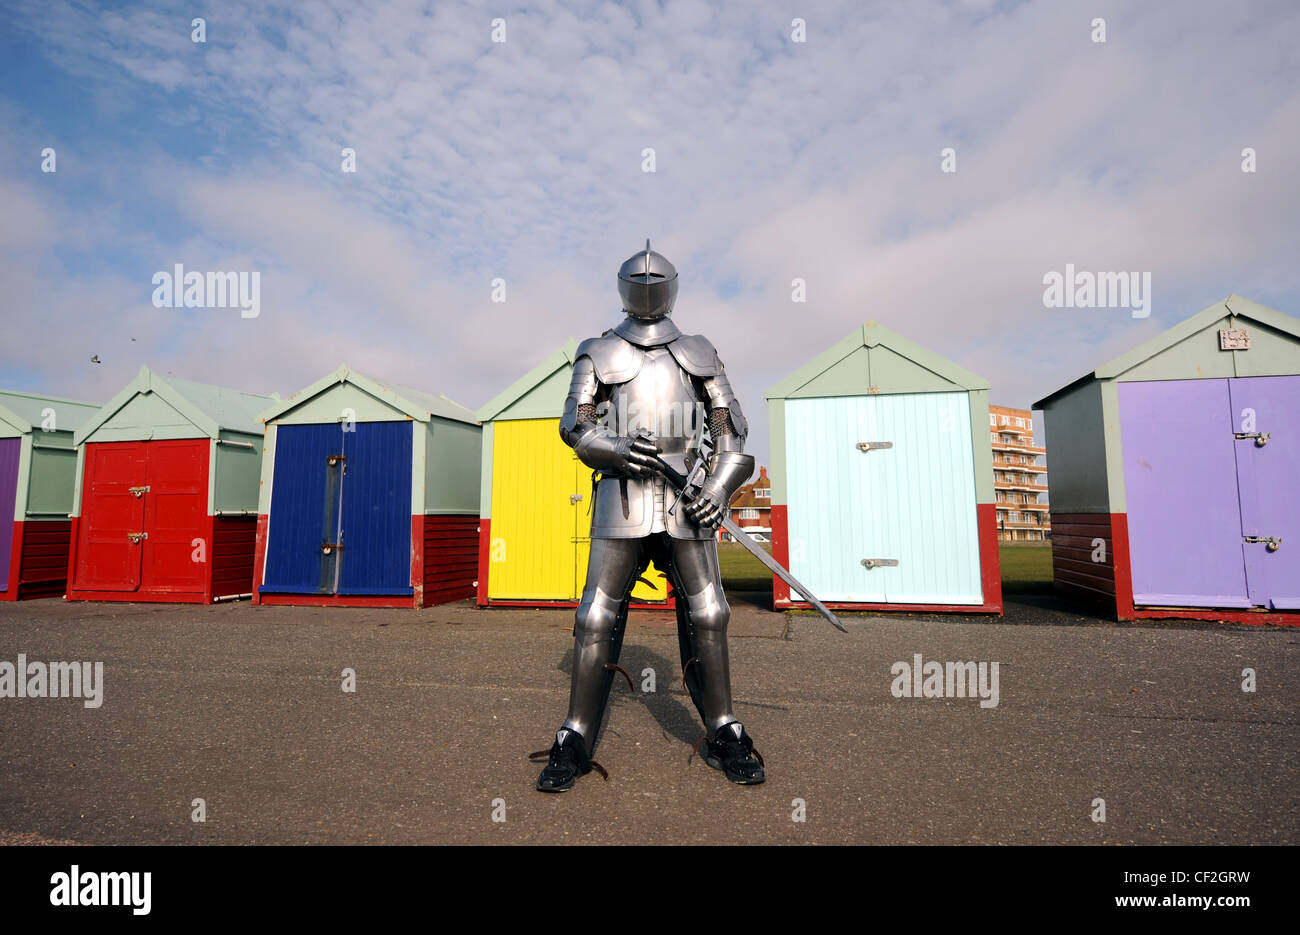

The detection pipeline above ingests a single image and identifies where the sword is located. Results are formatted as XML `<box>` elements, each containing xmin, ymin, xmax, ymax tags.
<box><xmin>652</xmin><ymin>455</ymin><xmax>848</xmax><ymax>633</ymax></box>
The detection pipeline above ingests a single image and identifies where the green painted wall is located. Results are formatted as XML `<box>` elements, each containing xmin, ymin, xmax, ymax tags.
<box><xmin>274</xmin><ymin>382</ymin><xmax>412</xmax><ymax>424</ymax></box>
<box><xmin>479</xmin><ymin>422</ymin><xmax>495</xmax><ymax>518</ymax></box>
<box><xmin>26</xmin><ymin>443</ymin><xmax>79</xmax><ymax>516</ymax></box>
<box><xmin>90</xmin><ymin>392</ymin><xmax>207</xmax><ymax>442</ymax></box>
<box><xmin>493</xmin><ymin>366</ymin><xmax>570</xmax><ymax>420</ymax></box>
<box><xmin>424</xmin><ymin>416</ymin><xmax>481</xmax><ymax>514</ymax></box>
<box><xmin>213</xmin><ymin>432</ymin><xmax>263</xmax><ymax>513</ymax></box>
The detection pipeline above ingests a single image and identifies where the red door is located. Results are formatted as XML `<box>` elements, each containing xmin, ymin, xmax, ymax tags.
<box><xmin>140</xmin><ymin>440</ymin><xmax>209</xmax><ymax>594</ymax></box>
<box><xmin>75</xmin><ymin>443</ymin><xmax>148</xmax><ymax>591</ymax></box>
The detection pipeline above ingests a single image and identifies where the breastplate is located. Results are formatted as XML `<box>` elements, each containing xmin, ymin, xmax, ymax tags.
<box><xmin>604</xmin><ymin>347</ymin><xmax>706</xmax><ymax>458</ymax></box>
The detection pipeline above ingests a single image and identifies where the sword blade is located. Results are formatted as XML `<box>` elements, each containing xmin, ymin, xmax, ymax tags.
<box><xmin>720</xmin><ymin>517</ymin><xmax>848</xmax><ymax>633</ymax></box>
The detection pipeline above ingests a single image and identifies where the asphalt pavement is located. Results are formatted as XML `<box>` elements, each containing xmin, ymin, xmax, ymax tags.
<box><xmin>0</xmin><ymin>593</ymin><xmax>1295</xmax><ymax>845</ymax></box>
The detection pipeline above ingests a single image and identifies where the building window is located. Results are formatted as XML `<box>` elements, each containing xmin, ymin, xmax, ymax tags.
<box><xmin>989</xmin><ymin>413</ymin><xmax>997</xmax><ymax>426</ymax></box>
<box><xmin>739</xmin><ymin>508</ymin><xmax>759</xmax><ymax>520</ymax></box>
<box><xmin>754</xmin><ymin>488</ymin><xmax>770</xmax><ymax>498</ymax></box>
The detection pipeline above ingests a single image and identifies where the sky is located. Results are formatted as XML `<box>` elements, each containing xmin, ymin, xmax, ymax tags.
<box><xmin>1</xmin><ymin>0</ymin><xmax>1297</xmax><ymax>467</ymax></box>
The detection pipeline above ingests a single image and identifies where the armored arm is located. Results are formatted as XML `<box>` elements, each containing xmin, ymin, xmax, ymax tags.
<box><xmin>684</xmin><ymin>361</ymin><xmax>754</xmax><ymax>528</ymax></box>
<box><xmin>559</xmin><ymin>355</ymin><xmax>659</xmax><ymax>476</ymax></box>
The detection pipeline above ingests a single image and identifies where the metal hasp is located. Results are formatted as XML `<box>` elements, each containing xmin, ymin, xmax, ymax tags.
<box><xmin>1234</xmin><ymin>432</ymin><xmax>1270</xmax><ymax>447</ymax></box>
<box><xmin>856</xmin><ymin>441</ymin><xmax>893</xmax><ymax>452</ymax></box>
<box><xmin>126</xmin><ymin>532</ymin><xmax>148</xmax><ymax>544</ymax></box>
<box><xmin>569</xmin><ymin>493</ymin><xmax>583</xmax><ymax>504</ymax></box>
<box><xmin>860</xmin><ymin>558</ymin><xmax>899</xmax><ymax>569</ymax></box>
<box><xmin>128</xmin><ymin>485</ymin><xmax>150</xmax><ymax>497</ymax></box>
<box><xmin>326</xmin><ymin>454</ymin><xmax>346</xmax><ymax>466</ymax></box>
<box><xmin>1244</xmin><ymin>536</ymin><xmax>1282</xmax><ymax>552</ymax></box>
<box><xmin>321</xmin><ymin>541</ymin><xmax>344</xmax><ymax>555</ymax></box>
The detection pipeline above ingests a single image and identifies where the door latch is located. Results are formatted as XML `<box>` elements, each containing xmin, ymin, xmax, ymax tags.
<box><xmin>126</xmin><ymin>531</ymin><xmax>148</xmax><ymax>544</ymax></box>
<box><xmin>128</xmin><ymin>485</ymin><xmax>150</xmax><ymax>497</ymax></box>
<box><xmin>321</xmin><ymin>542</ymin><xmax>345</xmax><ymax>555</ymax></box>
<box><xmin>570</xmin><ymin>494</ymin><xmax>583</xmax><ymax>504</ymax></box>
<box><xmin>1234</xmin><ymin>432</ymin><xmax>1270</xmax><ymax>447</ymax></box>
<box><xmin>856</xmin><ymin>442</ymin><xmax>893</xmax><ymax>452</ymax></box>
<box><xmin>1244</xmin><ymin>536</ymin><xmax>1282</xmax><ymax>552</ymax></box>
<box><xmin>861</xmin><ymin>558</ymin><xmax>899</xmax><ymax>569</ymax></box>
<box><xmin>326</xmin><ymin>454</ymin><xmax>346</xmax><ymax>465</ymax></box>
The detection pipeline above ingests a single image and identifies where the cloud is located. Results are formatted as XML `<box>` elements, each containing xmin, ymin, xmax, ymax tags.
<box><xmin>0</xmin><ymin>0</ymin><xmax>1297</xmax><ymax>466</ymax></box>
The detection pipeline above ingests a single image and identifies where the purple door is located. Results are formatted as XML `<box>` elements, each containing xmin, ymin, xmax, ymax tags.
<box><xmin>0</xmin><ymin>438</ymin><xmax>19</xmax><ymax>591</ymax></box>
<box><xmin>1230</xmin><ymin>376</ymin><xmax>1300</xmax><ymax>609</ymax></box>
<box><xmin>1119</xmin><ymin>380</ymin><xmax>1252</xmax><ymax>607</ymax></box>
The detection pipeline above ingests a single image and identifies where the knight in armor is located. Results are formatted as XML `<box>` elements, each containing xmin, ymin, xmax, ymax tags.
<box><xmin>533</xmin><ymin>241</ymin><xmax>764</xmax><ymax>791</ymax></box>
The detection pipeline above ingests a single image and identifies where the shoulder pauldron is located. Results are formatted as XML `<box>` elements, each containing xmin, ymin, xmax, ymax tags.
<box><xmin>666</xmin><ymin>334</ymin><xmax>720</xmax><ymax>377</ymax></box>
<box><xmin>575</xmin><ymin>333</ymin><xmax>643</xmax><ymax>384</ymax></box>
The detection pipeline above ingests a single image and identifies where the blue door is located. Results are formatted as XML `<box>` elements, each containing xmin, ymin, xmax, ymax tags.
<box><xmin>262</xmin><ymin>424</ymin><xmax>344</xmax><ymax>593</ymax></box>
<box><xmin>337</xmin><ymin>421</ymin><xmax>412</xmax><ymax>595</ymax></box>
<box><xmin>262</xmin><ymin>422</ymin><xmax>413</xmax><ymax>596</ymax></box>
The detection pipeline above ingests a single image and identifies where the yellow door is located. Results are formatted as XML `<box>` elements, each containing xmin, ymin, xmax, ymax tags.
<box><xmin>489</xmin><ymin>418</ymin><xmax>668</xmax><ymax>602</ymax></box>
<box><xmin>488</xmin><ymin>419</ymin><xmax>579</xmax><ymax>600</ymax></box>
<box><xmin>573</xmin><ymin>459</ymin><xmax>670</xmax><ymax>602</ymax></box>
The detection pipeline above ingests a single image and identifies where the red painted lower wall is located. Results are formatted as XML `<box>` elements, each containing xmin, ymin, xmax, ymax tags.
<box><xmin>1052</xmin><ymin>511</ymin><xmax>1298</xmax><ymax>626</ymax></box>
<box><xmin>210</xmin><ymin>515</ymin><xmax>257</xmax><ymax>599</ymax></box>
<box><xmin>423</xmin><ymin>514</ymin><xmax>477</xmax><ymax>607</ymax></box>
<box><xmin>771</xmin><ymin>503</ymin><xmax>1003</xmax><ymax>614</ymax></box>
<box><xmin>2</xmin><ymin>520</ymin><xmax>73</xmax><ymax>601</ymax></box>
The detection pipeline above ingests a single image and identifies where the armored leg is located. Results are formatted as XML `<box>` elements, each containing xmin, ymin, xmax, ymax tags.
<box><xmin>666</xmin><ymin>536</ymin><xmax>736</xmax><ymax>734</ymax></box>
<box><xmin>562</xmin><ymin>537</ymin><xmax>645</xmax><ymax>753</ymax></box>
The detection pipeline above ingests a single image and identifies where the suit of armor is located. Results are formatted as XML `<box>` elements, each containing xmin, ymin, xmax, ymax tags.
<box><xmin>534</xmin><ymin>242</ymin><xmax>764</xmax><ymax>791</ymax></box>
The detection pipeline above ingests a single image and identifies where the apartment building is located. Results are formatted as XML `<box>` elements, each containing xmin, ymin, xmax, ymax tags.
<box><xmin>989</xmin><ymin>405</ymin><xmax>1050</xmax><ymax>541</ymax></box>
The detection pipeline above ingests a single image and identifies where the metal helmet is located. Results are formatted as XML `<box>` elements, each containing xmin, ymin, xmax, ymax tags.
<box><xmin>618</xmin><ymin>240</ymin><xmax>678</xmax><ymax>320</ymax></box>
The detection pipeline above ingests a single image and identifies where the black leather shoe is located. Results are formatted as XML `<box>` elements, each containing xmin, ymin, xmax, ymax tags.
<box><xmin>532</xmin><ymin>728</ymin><xmax>606</xmax><ymax>792</ymax></box>
<box><xmin>702</xmin><ymin>722</ymin><xmax>766</xmax><ymax>785</ymax></box>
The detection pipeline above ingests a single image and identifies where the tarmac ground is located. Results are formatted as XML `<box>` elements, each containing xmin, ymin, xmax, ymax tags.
<box><xmin>0</xmin><ymin>592</ymin><xmax>1295</xmax><ymax>845</ymax></box>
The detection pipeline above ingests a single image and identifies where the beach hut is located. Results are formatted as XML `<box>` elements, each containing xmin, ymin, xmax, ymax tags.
<box><xmin>766</xmin><ymin>321</ymin><xmax>1002</xmax><ymax>613</ymax></box>
<box><xmin>66</xmin><ymin>367</ymin><xmax>273</xmax><ymax>603</ymax></box>
<box><xmin>0</xmin><ymin>390</ymin><xmax>100</xmax><ymax>599</ymax></box>
<box><xmin>475</xmin><ymin>341</ymin><xmax>670</xmax><ymax>607</ymax></box>
<box><xmin>1033</xmin><ymin>295</ymin><xmax>1300</xmax><ymax>624</ymax></box>
<box><xmin>252</xmin><ymin>366</ymin><xmax>481</xmax><ymax>608</ymax></box>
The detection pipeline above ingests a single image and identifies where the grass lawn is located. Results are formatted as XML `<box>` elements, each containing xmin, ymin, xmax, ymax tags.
<box><xmin>718</xmin><ymin>540</ymin><xmax>774</xmax><ymax>590</ymax></box>
<box><xmin>999</xmin><ymin>541</ymin><xmax>1053</xmax><ymax>593</ymax></box>
<box><xmin>718</xmin><ymin>539</ymin><xmax>1055</xmax><ymax>594</ymax></box>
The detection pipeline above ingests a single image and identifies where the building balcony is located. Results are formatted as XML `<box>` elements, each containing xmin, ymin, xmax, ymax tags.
<box><xmin>993</xmin><ymin>460</ymin><xmax>1047</xmax><ymax>473</ymax></box>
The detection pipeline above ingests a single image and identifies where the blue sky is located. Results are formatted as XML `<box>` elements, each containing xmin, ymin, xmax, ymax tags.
<box><xmin>1</xmin><ymin>0</ymin><xmax>1298</xmax><ymax>465</ymax></box>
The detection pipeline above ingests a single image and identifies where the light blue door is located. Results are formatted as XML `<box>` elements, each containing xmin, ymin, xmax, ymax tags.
<box><xmin>785</xmin><ymin>393</ymin><xmax>982</xmax><ymax>604</ymax></box>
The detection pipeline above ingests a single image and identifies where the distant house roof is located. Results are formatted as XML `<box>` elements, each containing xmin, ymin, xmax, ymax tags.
<box><xmin>0</xmin><ymin>389</ymin><xmax>101</xmax><ymax>435</ymax></box>
<box><xmin>259</xmin><ymin>364</ymin><xmax>478</xmax><ymax>426</ymax></box>
<box><xmin>75</xmin><ymin>366</ymin><xmax>278</xmax><ymax>445</ymax></box>
<box><xmin>730</xmin><ymin>465</ymin><xmax>772</xmax><ymax>510</ymax></box>
<box><xmin>1034</xmin><ymin>294</ymin><xmax>1300</xmax><ymax>409</ymax></box>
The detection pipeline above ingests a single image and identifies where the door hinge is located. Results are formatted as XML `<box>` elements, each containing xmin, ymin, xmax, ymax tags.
<box><xmin>128</xmin><ymin>485</ymin><xmax>150</xmax><ymax>497</ymax></box>
<box><xmin>860</xmin><ymin>558</ymin><xmax>899</xmax><ymax>569</ymax></box>
<box><xmin>856</xmin><ymin>442</ymin><xmax>893</xmax><ymax>452</ymax></box>
<box><xmin>127</xmin><ymin>531</ymin><xmax>148</xmax><ymax>544</ymax></box>
<box><xmin>1234</xmin><ymin>432</ymin><xmax>1270</xmax><ymax>447</ymax></box>
<box><xmin>1244</xmin><ymin>535</ymin><xmax>1282</xmax><ymax>552</ymax></box>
